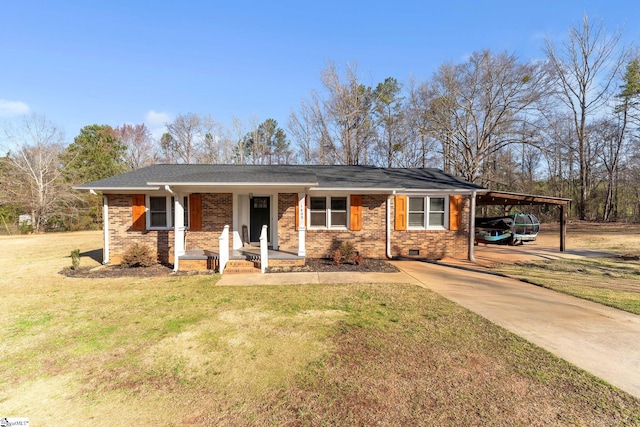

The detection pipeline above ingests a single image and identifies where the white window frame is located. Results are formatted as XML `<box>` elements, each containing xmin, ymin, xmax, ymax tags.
<box><xmin>307</xmin><ymin>195</ymin><xmax>349</xmax><ymax>230</ymax></box>
<box><xmin>146</xmin><ymin>195</ymin><xmax>189</xmax><ymax>230</ymax></box>
<box><xmin>407</xmin><ymin>195</ymin><xmax>448</xmax><ymax>230</ymax></box>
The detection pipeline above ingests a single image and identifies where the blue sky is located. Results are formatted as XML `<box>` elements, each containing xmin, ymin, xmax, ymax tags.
<box><xmin>1</xmin><ymin>1</ymin><xmax>639</xmax><ymax>146</ymax></box>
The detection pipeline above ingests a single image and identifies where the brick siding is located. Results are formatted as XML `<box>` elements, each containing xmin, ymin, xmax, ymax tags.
<box><xmin>185</xmin><ymin>193</ymin><xmax>233</xmax><ymax>251</ymax></box>
<box><xmin>304</xmin><ymin>194</ymin><xmax>388</xmax><ymax>258</ymax></box>
<box><xmin>390</xmin><ymin>195</ymin><xmax>471</xmax><ymax>259</ymax></box>
<box><xmin>277</xmin><ymin>193</ymin><xmax>298</xmax><ymax>251</ymax></box>
<box><xmin>107</xmin><ymin>192</ymin><xmax>471</xmax><ymax>265</ymax></box>
<box><xmin>107</xmin><ymin>194</ymin><xmax>173</xmax><ymax>264</ymax></box>
<box><xmin>107</xmin><ymin>193</ymin><xmax>233</xmax><ymax>264</ymax></box>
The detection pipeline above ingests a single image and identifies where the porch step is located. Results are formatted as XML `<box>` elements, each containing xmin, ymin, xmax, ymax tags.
<box><xmin>224</xmin><ymin>259</ymin><xmax>260</xmax><ymax>274</ymax></box>
<box><xmin>224</xmin><ymin>267</ymin><xmax>261</xmax><ymax>274</ymax></box>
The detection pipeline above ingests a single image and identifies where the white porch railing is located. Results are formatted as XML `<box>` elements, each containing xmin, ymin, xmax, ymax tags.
<box><xmin>218</xmin><ymin>225</ymin><xmax>230</xmax><ymax>274</ymax></box>
<box><xmin>259</xmin><ymin>225</ymin><xmax>268</xmax><ymax>273</ymax></box>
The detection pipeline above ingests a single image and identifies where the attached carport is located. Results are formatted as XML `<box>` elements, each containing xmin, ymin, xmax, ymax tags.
<box><xmin>471</xmin><ymin>191</ymin><xmax>571</xmax><ymax>261</ymax></box>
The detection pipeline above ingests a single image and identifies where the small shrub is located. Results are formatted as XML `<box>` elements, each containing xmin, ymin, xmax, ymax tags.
<box><xmin>70</xmin><ymin>249</ymin><xmax>81</xmax><ymax>270</ymax></box>
<box><xmin>333</xmin><ymin>249</ymin><xmax>342</xmax><ymax>265</ymax></box>
<box><xmin>333</xmin><ymin>241</ymin><xmax>363</xmax><ymax>265</ymax></box>
<box><xmin>352</xmin><ymin>253</ymin><xmax>364</xmax><ymax>265</ymax></box>
<box><xmin>339</xmin><ymin>241</ymin><xmax>356</xmax><ymax>262</ymax></box>
<box><xmin>121</xmin><ymin>242</ymin><xmax>155</xmax><ymax>268</ymax></box>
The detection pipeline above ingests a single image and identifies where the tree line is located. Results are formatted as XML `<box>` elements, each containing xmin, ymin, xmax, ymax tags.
<box><xmin>2</xmin><ymin>14</ymin><xmax>639</xmax><ymax>233</ymax></box>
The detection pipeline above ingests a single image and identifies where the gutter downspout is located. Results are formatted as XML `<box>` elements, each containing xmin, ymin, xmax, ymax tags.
<box><xmin>102</xmin><ymin>195</ymin><xmax>109</xmax><ymax>264</ymax></box>
<box><xmin>469</xmin><ymin>191</ymin><xmax>477</xmax><ymax>262</ymax></box>
<box><xmin>386</xmin><ymin>194</ymin><xmax>393</xmax><ymax>259</ymax></box>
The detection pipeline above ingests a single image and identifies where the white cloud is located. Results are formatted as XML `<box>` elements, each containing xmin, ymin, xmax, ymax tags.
<box><xmin>145</xmin><ymin>110</ymin><xmax>171</xmax><ymax>126</ymax></box>
<box><xmin>145</xmin><ymin>110</ymin><xmax>172</xmax><ymax>140</ymax></box>
<box><xmin>0</xmin><ymin>99</ymin><xmax>30</xmax><ymax>117</ymax></box>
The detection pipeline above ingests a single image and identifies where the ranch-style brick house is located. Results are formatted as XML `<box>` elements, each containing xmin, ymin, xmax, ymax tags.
<box><xmin>74</xmin><ymin>164</ymin><xmax>486</xmax><ymax>273</ymax></box>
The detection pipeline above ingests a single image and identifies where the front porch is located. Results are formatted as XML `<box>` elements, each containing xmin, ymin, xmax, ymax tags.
<box><xmin>174</xmin><ymin>247</ymin><xmax>305</xmax><ymax>273</ymax></box>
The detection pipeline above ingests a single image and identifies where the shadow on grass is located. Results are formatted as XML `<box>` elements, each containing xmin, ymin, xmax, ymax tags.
<box><xmin>81</xmin><ymin>248</ymin><xmax>103</xmax><ymax>264</ymax></box>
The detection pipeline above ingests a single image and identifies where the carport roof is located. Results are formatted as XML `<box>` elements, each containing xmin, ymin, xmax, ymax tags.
<box><xmin>475</xmin><ymin>190</ymin><xmax>571</xmax><ymax>253</ymax></box>
<box><xmin>476</xmin><ymin>191</ymin><xmax>571</xmax><ymax>207</ymax></box>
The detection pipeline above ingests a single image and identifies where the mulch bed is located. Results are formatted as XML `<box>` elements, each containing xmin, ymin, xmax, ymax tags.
<box><xmin>60</xmin><ymin>264</ymin><xmax>177</xmax><ymax>278</ymax></box>
<box><xmin>268</xmin><ymin>258</ymin><xmax>399</xmax><ymax>273</ymax></box>
<box><xmin>60</xmin><ymin>258</ymin><xmax>399</xmax><ymax>278</ymax></box>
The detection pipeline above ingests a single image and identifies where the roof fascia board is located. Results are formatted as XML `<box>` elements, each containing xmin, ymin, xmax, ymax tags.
<box><xmin>309</xmin><ymin>188</ymin><xmax>487</xmax><ymax>194</ymax></box>
<box><xmin>73</xmin><ymin>186</ymin><xmax>161</xmax><ymax>191</ymax></box>
<box><xmin>309</xmin><ymin>187</ymin><xmax>399</xmax><ymax>192</ymax></box>
<box><xmin>146</xmin><ymin>181</ymin><xmax>319</xmax><ymax>187</ymax></box>
<box><xmin>400</xmin><ymin>189</ymin><xmax>487</xmax><ymax>194</ymax></box>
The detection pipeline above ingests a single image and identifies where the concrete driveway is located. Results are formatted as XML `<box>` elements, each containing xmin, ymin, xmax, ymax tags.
<box><xmin>470</xmin><ymin>242</ymin><xmax>616</xmax><ymax>267</ymax></box>
<box><xmin>392</xmin><ymin>260</ymin><xmax>640</xmax><ymax>399</ymax></box>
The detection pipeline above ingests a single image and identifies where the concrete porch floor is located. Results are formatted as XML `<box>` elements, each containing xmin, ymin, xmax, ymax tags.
<box><xmin>180</xmin><ymin>247</ymin><xmax>304</xmax><ymax>261</ymax></box>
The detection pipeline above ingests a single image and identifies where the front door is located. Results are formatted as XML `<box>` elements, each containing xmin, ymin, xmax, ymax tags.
<box><xmin>250</xmin><ymin>196</ymin><xmax>271</xmax><ymax>243</ymax></box>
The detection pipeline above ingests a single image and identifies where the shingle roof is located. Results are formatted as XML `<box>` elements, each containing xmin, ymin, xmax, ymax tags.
<box><xmin>74</xmin><ymin>164</ymin><xmax>485</xmax><ymax>192</ymax></box>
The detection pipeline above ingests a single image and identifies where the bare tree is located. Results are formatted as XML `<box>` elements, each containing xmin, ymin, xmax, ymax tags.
<box><xmin>288</xmin><ymin>63</ymin><xmax>378</xmax><ymax>165</ymax></box>
<box><xmin>199</xmin><ymin>122</ymin><xmax>231</xmax><ymax>164</ymax></box>
<box><xmin>544</xmin><ymin>14</ymin><xmax>627</xmax><ymax>219</ymax></box>
<box><xmin>322</xmin><ymin>62</ymin><xmax>376</xmax><ymax>165</ymax></box>
<box><xmin>209</xmin><ymin>123</ymin><xmax>236</xmax><ymax>164</ymax></box>
<box><xmin>288</xmin><ymin>101</ymin><xmax>315</xmax><ymax>164</ymax></box>
<box><xmin>600</xmin><ymin>57</ymin><xmax>640</xmax><ymax>221</ymax></box>
<box><xmin>229</xmin><ymin>117</ymin><xmax>249</xmax><ymax>164</ymax></box>
<box><xmin>0</xmin><ymin>113</ymin><xmax>71</xmax><ymax>232</ymax></box>
<box><xmin>162</xmin><ymin>113</ymin><xmax>217</xmax><ymax>164</ymax></box>
<box><xmin>405</xmin><ymin>79</ymin><xmax>441</xmax><ymax>168</ymax></box>
<box><xmin>426</xmin><ymin>50</ymin><xmax>552</xmax><ymax>184</ymax></box>
<box><xmin>288</xmin><ymin>92</ymin><xmax>333</xmax><ymax>165</ymax></box>
<box><xmin>113</xmin><ymin>123</ymin><xmax>158</xmax><ymax>169</ymax></box>
<box><xmin>538</xmin><ymin>111</ymin><xmax>578</xmax><ymax>200</ymax></box>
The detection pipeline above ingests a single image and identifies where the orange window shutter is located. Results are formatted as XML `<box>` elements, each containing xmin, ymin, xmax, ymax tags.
<box><xmin>449</xmin><ymin>195</ymin><xmax>462</xmax><ymax>231</ymax></box>
<box><xmin>189</xmin><ymin>194</ymin><xmax>202</xmax><ymax>231</ymax></box>
<box><xmin>395</xmin><ymin>195</ymin><xmax>407</xmax><ymax>231</ymax></box>
<box><xmin>132</xmin><ymin>194</ymin><xmax>146</xmax><ymax>231</ymax></box>
<box><xmin>350</xmin><ymin>195</ymin><xmax>362</xmax><ymax>231</ymax></box>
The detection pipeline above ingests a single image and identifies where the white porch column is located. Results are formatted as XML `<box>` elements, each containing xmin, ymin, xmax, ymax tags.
<box><xmin>260</xmin><ymin>225</ymin><xmax>269</xmax><ymax>273</ymax></box>
<box><xmin>173</xmin><ymin>194</ymin><xmax>186</xmax><ymax>272</ymax></box>
<box><xmin>232</xmin><ymin>193</ymin><xmax>243</xmax><ymax>250</ymax></box>
<box><xmin>102</xmin><ymin>195</ymin><xmax>109</xmax><ymax>264</ymax></box>
<box><xmin>219</xmin><ymin>225</ymin><xmax>230</xmax><ymax>273</ymax></box>
<box><xmin>297</xmin><ymin>192</ymin><xmax>306</xmax><ymax>257</ymax></box>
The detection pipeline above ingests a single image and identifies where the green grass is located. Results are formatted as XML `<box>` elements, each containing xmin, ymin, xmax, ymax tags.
<box><xmin>1</xmin><ymin>231</ymin><xmax>639</xmax><ymax>425</ymax></box>
<box><xmin>495</xmin><ymin>257</ymin><xmax>640</xmax><ymax>314</ymax></box>
<box><xmin>2</xmin><ymin>278</ymin><xmax>639</xmax><ymax>425</ymax></box>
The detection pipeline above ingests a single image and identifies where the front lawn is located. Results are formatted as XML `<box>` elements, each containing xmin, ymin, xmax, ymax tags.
<box><xmin>0</xmin><ymin>231</ymin><xmax>638</xmax><ymax>425</ymax></box>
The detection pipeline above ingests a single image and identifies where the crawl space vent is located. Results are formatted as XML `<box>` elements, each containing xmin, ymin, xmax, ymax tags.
<box><xmin>408</xmin><ymin>249</ymin><xmax>420</xmax><ymax>256</ymax></box>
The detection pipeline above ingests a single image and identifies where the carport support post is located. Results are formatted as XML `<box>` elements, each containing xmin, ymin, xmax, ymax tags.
<box><xmin>560</xmin><ymin>204</ymin><xmax>566</xmax><ymax>252</ymax></box>
<box><xmin>469</xmin><ymin>191</ymin><xmax>477</xmax><ymax>262</ymax></box>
